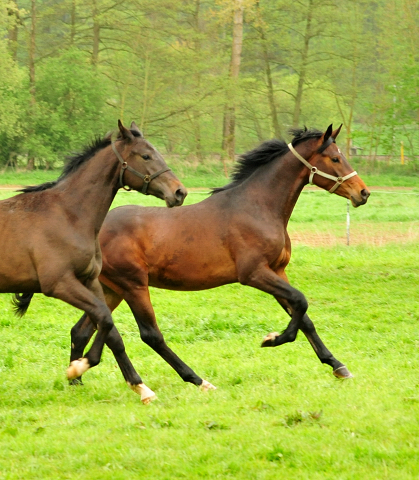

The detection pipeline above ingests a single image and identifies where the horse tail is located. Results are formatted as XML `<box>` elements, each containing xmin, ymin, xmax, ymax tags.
<box><xmin>12</xmin><ymin>293</ymin><xmax>34</xmax><ymax>317</ymax></box>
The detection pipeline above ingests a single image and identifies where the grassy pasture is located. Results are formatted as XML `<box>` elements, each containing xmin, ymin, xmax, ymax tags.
<box><xmin>0</xmin><ymin>171</ymin><xmax>419</xmax><ymax>479</ymax></box>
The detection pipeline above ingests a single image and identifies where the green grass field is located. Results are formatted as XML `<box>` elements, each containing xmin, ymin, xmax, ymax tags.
<box><xmin>0</xmin><ymin>167</ymin><xmax>418</xmax><ymax>479</ymax></box>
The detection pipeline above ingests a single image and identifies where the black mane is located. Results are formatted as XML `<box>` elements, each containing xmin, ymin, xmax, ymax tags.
<box><xmin>211</xmin><ymin>128</ymin><xmax>324</xmax><ymax>194</ymax></box>
<box><xmin>18</xmin><ymin>128</ymin><xmax>143</xmax><ymax>194</ymax></box>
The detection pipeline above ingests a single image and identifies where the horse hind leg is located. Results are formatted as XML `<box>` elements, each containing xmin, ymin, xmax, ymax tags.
<box><xmin>125</xmin><ymin>289</ymin><xmax>216</xmax><ymax>392</ymax></box>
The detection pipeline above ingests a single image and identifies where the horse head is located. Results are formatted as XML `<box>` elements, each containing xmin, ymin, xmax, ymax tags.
<box><xmin>112</xmin><ymin>120</ymin><xmax>187</xmax><ymax>207</ymax></box>
<box><xmin>290</xmin><ymin>124</ymin><xmax>370</xmax><ymax>207</ymax></box>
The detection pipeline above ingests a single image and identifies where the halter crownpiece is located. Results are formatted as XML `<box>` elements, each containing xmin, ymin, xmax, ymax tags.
<box><xmin>112</xmin><ymin>142</ymin><xmax>171</xmax><ymax>194</ymax></box>
<box><xmin>287</xmin><ymin>143</ymin><xmax>358</xmax><ymax>193</ymax></box>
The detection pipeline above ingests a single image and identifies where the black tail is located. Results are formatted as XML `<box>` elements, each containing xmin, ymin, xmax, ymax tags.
<box><xmin>12</xmin><ymin>293</ymin><xmax>34</xmax><ymax>317</ymax></box>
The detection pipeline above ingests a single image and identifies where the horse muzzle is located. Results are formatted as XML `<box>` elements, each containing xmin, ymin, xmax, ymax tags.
<box><xmin>165</xmin><ymin>185</ymin><xmax>188</xmax><ymax>208</ymax></box>
<box><xmin>351</xmin><ymin>188</ymin><xmax>370</xmax><ymax>207</ymax></box>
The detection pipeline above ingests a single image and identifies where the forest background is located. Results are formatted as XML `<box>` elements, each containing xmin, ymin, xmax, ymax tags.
<box><xmin>0</xmin><ymin>0</ymin><xmax>418</xmax><ymax>170</ymax></box>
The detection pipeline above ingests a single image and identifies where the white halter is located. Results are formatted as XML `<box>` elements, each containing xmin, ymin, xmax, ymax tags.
<box><xmin>288</xmin><ymin>143</ymin><xmax>358</xmax><ymax>193</ymax></box>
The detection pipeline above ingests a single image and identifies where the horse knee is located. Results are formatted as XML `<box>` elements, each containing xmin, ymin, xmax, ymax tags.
<box><xmin>95</xmin><ymin>306</ymin><xmax>114</xmax><ymax>332</ymax></box>
<box><xmin>291</xmin><ymin>291</ymin><xmax>308</xmax><ymax>314</ymax></box>
<box><xmin>140</xmin><ymin>328</ymin><xmax>164</xmax><ymax>350</ymax></box>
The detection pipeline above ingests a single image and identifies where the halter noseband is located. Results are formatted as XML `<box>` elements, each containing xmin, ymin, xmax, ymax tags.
<box><xmin>287</xmin><ymin>142</ymin><xmax>358</xmax><ymax>193</ymax></box>
<box><xmin>112</xmin><ymin>142</ymin><xmax>171</xmax><ymax>194</ymax></box>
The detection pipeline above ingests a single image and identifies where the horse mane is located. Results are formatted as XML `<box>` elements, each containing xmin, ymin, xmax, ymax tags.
<box><xmin>211</xmin><ymin>127</ymin><xmax>324</xmax><ymax>195</ymax></box>
<box><xmin>19</xmin><ymin>128</ymin><xmax>142</xmax><ymax>194</ymax></box>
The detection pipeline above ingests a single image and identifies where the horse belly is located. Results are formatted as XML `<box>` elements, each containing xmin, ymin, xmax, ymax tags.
<box><xmin>147</xmin><ymin>245</ymin><xmax>236</xmax><ymax>291</ymax></box>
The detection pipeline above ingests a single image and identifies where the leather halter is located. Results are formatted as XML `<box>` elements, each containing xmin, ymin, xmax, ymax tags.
<box><xmin>112</xmin><ymin>142</ymin><xmax>171</xmax><ymax>194</ymax></box>
<box><xmin>288</xmin><ymin>142</ymin><xmax>358</xmax><ymax>193</ymax></box>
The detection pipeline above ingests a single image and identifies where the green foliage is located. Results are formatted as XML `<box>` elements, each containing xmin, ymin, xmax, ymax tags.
<box><xmin>0</xmin><ymin>0</ymin><xmax>416</xmax><ymax>168</ymax></box>
<box><xmin>23</xmin><ymin>49</ymin><xmax>113</xmax><ymax>166</ymax></box>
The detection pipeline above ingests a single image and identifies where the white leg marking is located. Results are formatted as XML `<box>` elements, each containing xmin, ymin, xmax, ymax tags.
<box><xmin>128</xmin><ymin>382</ymin><xmax>157</xmax><ymax>404</ymax></box>
<box><xmin>67</xmin><ymin>358</ymin><xmax>90</xmax><ymax>379</ymax></box>
<box><xmin>200</xmin><ymin>379</ymin><xmax>217</xmax><ymax>391</ymax></box>
<box><xmin>263</xmin><ymin>331</ymin><xmax>280</xmax><ymax>342</ymax></box>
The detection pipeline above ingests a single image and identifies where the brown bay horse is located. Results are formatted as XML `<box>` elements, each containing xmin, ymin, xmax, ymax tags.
<box><xmin>68</xmin><ymin>124</ymin><xmax>370</xmax><ymax>403</ymax></box>
<box><xmin>5</xmin><ymin>120</ymin><xmax>187</xmax><ymax>402</ymax></box>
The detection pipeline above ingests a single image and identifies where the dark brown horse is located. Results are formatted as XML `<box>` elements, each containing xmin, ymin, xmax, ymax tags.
<box><xmin>4</xmin><ymin>120</ymin><xmax>187</xmax><ymax>401</ymax></box>
<box><xmin>69</xmin><ymin>125</ymin><xmax>370</xmax><ymax>403</ymax></box>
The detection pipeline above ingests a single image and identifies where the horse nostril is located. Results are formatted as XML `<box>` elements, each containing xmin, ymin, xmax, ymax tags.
<box><xmin>175</xmin><ymin>187</ymin><xmax>187</xmax><ymax>204</ymax></box>
<box><xmin>361</xmin><ymin>188</ymin><xmax>370</xmax><ymax>199</ymax></box>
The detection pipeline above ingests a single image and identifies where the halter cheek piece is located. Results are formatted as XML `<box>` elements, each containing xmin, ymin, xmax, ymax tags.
<box><xmin>112</xmin><ymin>142</ymin><xmax>171</xmax><ymax>194</ymax></box>
<box><xmin>287</xmin><ymin>142</ymin><xmax>358</xmax><ymax>193</ymax></box>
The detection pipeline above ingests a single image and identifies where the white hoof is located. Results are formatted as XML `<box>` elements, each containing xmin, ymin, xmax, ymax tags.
<box><xmin>200</xmin><ymin>379</ymin><xmax>217</xmax><ymax>391</ymax></box>
<box><xmin>67</xmin><ymin>358</ymin><xmax>90</xmax><ymax>380</ymax></box>
<box><xmin>128</xmin><ymin>382</ymin><xmax>157</xmax><ymax>404</ymax></box>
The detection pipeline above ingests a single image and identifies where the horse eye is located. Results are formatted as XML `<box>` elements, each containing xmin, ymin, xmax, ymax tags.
<box><xmin>141</xmin><ymin>154</ymin><xmax>150</xmax><ymax>160</ymax></box>
<box><xmin>331</xmin><ymin>157</ymin><xmax>339</xmax><ymax>163</ymax></box>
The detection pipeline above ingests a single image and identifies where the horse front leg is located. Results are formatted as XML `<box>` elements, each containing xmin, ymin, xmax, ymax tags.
<box><xmin>239</xmin><ymin>265</ymin><xmax>308</xmax><ymax>347</ymax></box>
<box><xmin>44</xmin><ymin>275</ymin><xmax>114</xmax><ymax>378</ymax></box>
<box><xmin>260</xmin><ymin>269</ymin><xmax>352</xmax><ymax>378</ymax></box>
<box><xmin>69</xmin><ymin>284</ymin><xmax>122</xmax><ymax>383</ymax></box>
<box><xmin>69</xmin><ymin>289</ymin><xmax>157</xmax><ymax>403</ymax></box>
<box><xmin>299</xmin><ymin>313</ymin><xmax>352</xmax><ymax>378</ymax></box>
<box><xmin>125</xmin><ymin>288</ymin><xmax>216</xmax><ymax>392</ymax></box>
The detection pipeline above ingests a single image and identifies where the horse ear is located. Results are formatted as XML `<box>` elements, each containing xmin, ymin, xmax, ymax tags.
<box><xmin>332</xmin><ymin>124</ymin><xmax>342</xmax><ymax>139</ymax></box>
<box><xmin>118</xmin><ymin>119</ymin><xmax>135</xmax><ymax>141</ymax></box>
<box><xmin>321</xmin><ymin>124</ymin><xmax>333</xmax><ymax>144</ymax></box>
<box><xmin>130</xmin><ymin>121</ymin><xmax>143</xmax><ymax>137</ymax></box>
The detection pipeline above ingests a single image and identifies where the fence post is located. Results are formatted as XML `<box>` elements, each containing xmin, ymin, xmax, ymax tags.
<box><xmin>346</xmin><ymin>199</ymin><xmax>350</xmax><ymax>246</ymax></box>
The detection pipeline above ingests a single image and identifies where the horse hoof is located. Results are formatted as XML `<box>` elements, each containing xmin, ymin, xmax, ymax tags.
<box><xmin>200</xmin><ymin>379</ymin><xmax>217</xmax><ymax>391</ymax></box>
<box><xmin>67</xmin><ymin>358</ymin><xmax>90</xmax><ymax>380</ymax></box>
<box><xmin>333</xmin><ymin>365</ymin><xmax>353</xmax><ymax>379</ymax></box>
<box><xmin>128</xmin><ymin>382</ymin><xmax>157</xmax><ymax>404</ymax></box>
<box><xmin>69</xmin><ymin>378</ymin><xmax>83</xmax><ymax>386</ymax></box>
<box><xmin>261</xmin><ymin>332</ymin><xmax>280</xmax><ymax>347</ymax></box>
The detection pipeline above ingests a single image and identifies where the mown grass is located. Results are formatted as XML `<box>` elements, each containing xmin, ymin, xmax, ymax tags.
<box><xmin>0</xmin><ymin>169</ymin><xmax>418</xmax><ymax>479</ymax></box>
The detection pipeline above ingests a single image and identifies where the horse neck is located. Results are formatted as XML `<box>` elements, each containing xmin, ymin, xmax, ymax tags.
<box><xmin>243</xmin><ymin>144</ymin><xmax>312</xmax><ymax>226</ymax></box>
<box><xmin>57</xmin><ymin>146</ymin><xmax>119</xmax><ymax>234</ymax></box>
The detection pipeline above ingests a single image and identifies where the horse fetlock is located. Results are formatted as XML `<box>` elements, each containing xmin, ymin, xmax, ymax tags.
<box><xmin>67</xmin><ymin>358</ymin><xmax>90</xmax><ymax>380</ymax></box>
<box><xmin>200</xmin><ymin>379</ymin><xmax>217</xmax><ymax>391</ymax></box>
<box><xmin>128</xmin><ymin>382</ymin><xmax>157</xmax><ymax>404</ymax></box>
<box><xmin>261</xmin><ymin>331</ymin><xmax>280</xmax><ymax>347</ymax></box>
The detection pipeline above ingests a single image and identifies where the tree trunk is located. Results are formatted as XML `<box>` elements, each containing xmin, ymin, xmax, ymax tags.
<box><xmin>192</xmin><ymin>0</ymin><xmax>203</xmax><ymax>161</ymax></box>
<box><xmin>292</xmin><ymin>0</ymin><xmax>314</xmax><ymax>128</ymax></box>
<box><xmin>92</xmin><ymin>0</ymin><xmax>100</xmax><ymax>65</ymax></box>
<box><xmin>27</xmin><ymin>0</ymin><xmax>37</xmax><ymax>171</ymax></box>
<box><xmin>7</xmin><ymin>1</ymin><xmax>20</xmax><ymax>61</ymax></box>
<box><xmin>256</xmin><ymin>1</ymin><xmax>281</xmax><ymax>138</ymax></box>
<box><xmin>70</xmin><ymin>0</ymin><xmax>76</xmax><ymax>46</ymax></box>
<box><xmin>222</xmin><ymin>0</ymin><xmax>244</xmax><ymax>162</ymax></box>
